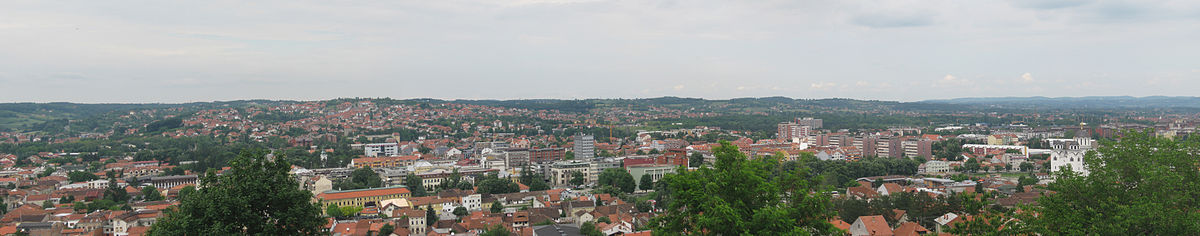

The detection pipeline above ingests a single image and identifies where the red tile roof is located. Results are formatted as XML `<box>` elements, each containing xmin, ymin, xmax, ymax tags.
<box><xmin>316</xmin><ymin>186</ymin><xmax>410</xmax><ymax>201</ymax></box>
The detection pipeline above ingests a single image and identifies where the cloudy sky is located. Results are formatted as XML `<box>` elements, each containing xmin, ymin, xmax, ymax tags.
<box><xmin>2</xmin><ymin>0</ymin><xmax>1198</xmax><ymax>103</ymax></box>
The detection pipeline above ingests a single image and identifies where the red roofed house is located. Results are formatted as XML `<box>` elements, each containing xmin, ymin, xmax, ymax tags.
<box><xmin>849</xmin><ymin>215</ymin><xmax>893</xmax><ymax>236</ymax></box>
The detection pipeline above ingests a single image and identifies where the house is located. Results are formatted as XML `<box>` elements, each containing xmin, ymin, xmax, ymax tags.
<box><xmin>892</xmin><ymin>222</ymin><xmax>930</xmax><ymax>236</ymax></box>
<box><xmin>847</xmin><ymin>186</ymin><xmax>879</xmax><ymax>200</ymax></box>
<box><xmin>849</xmin><ymin>215</ymin><xmax>893</xmax><ymax>236</ymax></box>
<box><xmin>876</xmin><ymin>183</ymin><xmax>902</xmax><ymax>196</ymax></box>
<box><xmin>934</xmin><ymin>213</ymin><xmax>961</xmax><ymax>233</ymax></box>
<box><xmin>393</xmin><ymin>208</ymin><xmax>427</xmax><ymax>235</ymax></box>
<box><xmin>829</xmin><ymin>219</ymin><xmax>852</xmax><ymax>232</ymax></box>
<box><xmin>889</xmin><ymin>209</ymin><xmax>909</xmax><ymax>225</ymax></box>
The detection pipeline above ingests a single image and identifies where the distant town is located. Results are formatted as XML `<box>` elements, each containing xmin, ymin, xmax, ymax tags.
<box><xmin>0</xmin><ymin>97</ymin><xmax>1196</xmax><ymax>235</ymax></box>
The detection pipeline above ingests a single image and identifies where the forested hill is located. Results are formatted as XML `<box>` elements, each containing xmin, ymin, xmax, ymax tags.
<box><xmin>921</xmin><ymin>96</ymin><xmax>1200</xmax><ymax>109</ymax></box>
<box><xmin>0</xmin><ymin>100</ymin><xmax>297</xmax><ymax>131</ymax></box>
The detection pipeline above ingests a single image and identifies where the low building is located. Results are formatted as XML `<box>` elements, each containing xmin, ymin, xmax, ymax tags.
<box><xmin>316</xmin><ymin>186</ymin><xmax>411</xmax><ymax>209</ymax></box>
<box><xmin>626</xmin><ymin>164</ymin><xmax>676</xmax><ymax>189</ymax></box>
<box><xmin>350</xmin><ymin>155</ymin><xmax>420</xmax><ymax>169</ymax></box>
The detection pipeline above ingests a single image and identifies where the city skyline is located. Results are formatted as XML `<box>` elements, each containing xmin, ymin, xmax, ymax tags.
<box><xmin>3</xmin><ymin>0</ymin><xmax>1199</xmax><ymax>103</ymax></box>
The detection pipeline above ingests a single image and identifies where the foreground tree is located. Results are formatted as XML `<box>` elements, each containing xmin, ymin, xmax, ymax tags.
<box><xmin>650</xmin><ymin>141</ymin><xmax>838</xmax><ymax>235</ymax></box>
<box><xmin>1026</xmin><ymin>130</ymin><xmax>1200</xmax><ymax>234</ymax></box>
<box><xmin>148</xmin><ymin>150</ymin><xmax>325</xmax><ymax>235</ymax></box>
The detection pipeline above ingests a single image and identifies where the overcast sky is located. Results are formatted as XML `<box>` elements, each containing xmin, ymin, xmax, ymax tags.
<box><xmin>2</xmin><ymin>0</ymin><xmax>1198</xmax><ymax>103</ymax></box>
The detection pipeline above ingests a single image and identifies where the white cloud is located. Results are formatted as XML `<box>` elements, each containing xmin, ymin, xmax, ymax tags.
<box><xmin>810</xmin><ymin>82</ymin><xmax>837</xmax><ymax>90</ymax></box>
<box><xmin>673</xmin><ymin>84</ymin><xmax>684</xmax><ymax>91</ymax></box>
<box><xmin>934</xmin><ymin>74</ymin><xmax>972</xmax><ymax>88</ymax></box>
<box><xmin>1021</xmin><ymin>72</ymin><xmax>1034</xmax><ymax>82</ymax></box>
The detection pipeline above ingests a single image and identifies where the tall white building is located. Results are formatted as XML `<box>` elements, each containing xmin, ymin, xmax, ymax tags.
<box><xmin>1049</xmin><ymin>135</ymin><xmax>1095</xmax><ymax>176</ymax></box>
<box><xmin>364</xmin><ymin>143</ymin><xmax>399</xmax><ymax>157</ymax></box>
<box><xmin>574</xmin><ymin>134</ymin><xmax>595</xmax><ymax>160</ymax></box>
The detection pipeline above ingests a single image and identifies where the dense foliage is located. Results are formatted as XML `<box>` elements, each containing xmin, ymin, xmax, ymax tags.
<box><xmin>650</xmin><ymin>141</ymin><xmax>838</xmax><ymax>235</ymax></box>
<box><xmin>148</xmin><ymin>150</ymin><xmax>325</xmax><ymax>235</ymax></box>
<box><xmin>1024</xmin><ymin>130</ymin><xmax>1200</xmax><ymax>234</ymax></box>
<box><xmin>335</xmin><ymin>167</ymin><xmax>383</xmax><ymax>190</ymax></box>
<box><xmin>597</xmin><ymin>168</ymin><xmax>636</xmax><ymax>194</ymax></box>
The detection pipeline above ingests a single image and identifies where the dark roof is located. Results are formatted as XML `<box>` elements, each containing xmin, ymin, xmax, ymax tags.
<box><xmin>532</xmin><ymin>224</ymin><xmax>584</xmax><ymax>236</ymax></box>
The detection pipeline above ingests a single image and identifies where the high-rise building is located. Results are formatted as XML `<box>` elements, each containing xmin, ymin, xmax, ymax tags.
<box><xmin>795</xmin><ymin>117</ymin><xmax>823</xmax><ymax>129</ymax></box>
<box><xmin>902</xmin><ymin>138</ymin><xmax>933</xmax><ymax>158</ymax></box>
<box><xmin>777</xmin><ymin>123</ymin><xmax>811</xmax><ymax>142</ymax></box>
<box><xmin>574</xmin><ymin>134</ymin><xmax>595</xmax><ymax>160</ymax></box>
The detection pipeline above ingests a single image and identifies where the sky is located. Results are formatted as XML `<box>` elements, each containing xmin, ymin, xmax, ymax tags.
<box><xmin>2</xmin><ymin>0</ymin><xmax>1199</xmax><ymax>103</ymax></box>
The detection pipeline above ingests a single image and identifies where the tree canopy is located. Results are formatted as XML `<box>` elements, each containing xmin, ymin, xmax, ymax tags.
<box><xmin>405</xmin><ymin>174</ymin><xmax>428</xmax><ymax>197</ymax></box>
<box><xmin>650</xmin><ymin>141</ymin><xmax>838</xmax><ymax>235</ymax></box>
<box><xmin>335</xmin><ymin>167</ymin><xmax>382</xmax><ymax>190</ymax></box>
<box><xmin>148</xmin><ymin>150</ymin><xmax>325</xmax><ymax>235</ymax></box>
<box><xmin>476</xmin><ymin>174</ymin><xmax>520</xmax><ymax>194</ymax></box>
<box><xmin>141</xmin><ymin>185</ymin><xmax>163</xmax><ymax>202</ymax></box>
<box><xmin>597</xmin><ymin>168</ymin><xmax>636</xmax><ymax>194</ymax></box>
<box><xmin>1025</xmin><ymin>130</ymin><xmax>1200</xmax><ymax>234</ymax></box>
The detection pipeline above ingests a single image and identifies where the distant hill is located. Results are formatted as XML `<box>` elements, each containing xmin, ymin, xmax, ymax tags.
<box><xmin>920</xmin><ymin>96</ymin><xmax>1200</xmax><ymax>109</ymax></box>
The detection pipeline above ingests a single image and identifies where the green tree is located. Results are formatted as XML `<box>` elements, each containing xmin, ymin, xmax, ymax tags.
<box><xmin>148</xmin><ymin>150</ymin><xmax>325</xmax><ymax>235</ymax></box>
<box><xmin>650</xmin><ymin>141</ymin><xmax>838</xmax><ymax>235</ymax></box>
<box><xmin>580</xmin><ymin>222</ymin><xmax>604</xmax><ymax>236</ymax></box>
<box><xmin>68</xmin><ymin>171</ymin><xmax>99</xmax><ymax>183</ymax></box>
<box><xmin>1025</xmin><ymin>131</ymin><xmax>1200</xmax><ymax>234</ymax></box>
<box><xmin>141</xmin><ymin>185</ymin><xmax>163</xmax><ymax>201</ymax></box>
<box><xmin>964</xmin><ymin>158</ymin><xmax>981</xmax><ymax>173</ymax></box>
<box><xmin>337</xmin><ymin>167</ymin><xmax>382</xmax><ymax>190</ymax></box>
<box><xmin>326</xmin><ymin>204</ymin><xmax>343</xmax><ymax>218</ymax></box>
<box><xmin>481</xmin><ymin>224</ymin><xmax>512</xmax><ymax>236</ymax></box>
<box><xmin>178</xmin><ymin>185</ymin><xmax>196</xmax><ymax>200</ymax></box>
<box><xmin>569</xmin><ymin>171</ymin><xmax>585</xmax><ymax>186</ymax></box>
<box><xmin>639</xmin><ymin>174</ymin><xmax>654</xmax><ymax>191</ymax></box>
<box><xmin>405</xmin><ymin>174</ymin><xmax>428</xmax><ymax>197</ymax></box>
<box><xmin>520</xmin><ymin>168</ymin><xmax>551</xmax><ymax>192</ymax></box>
<box><xmin>476</xmin><ymin>174</ymin><xmax>519</xmax><ymax>194</ymax></box>
<box><xmin>635</xmin><ymin>200</ymin><xmax>652</xmax><ymax>213</ymax></box>
<box><xmin>379</xmin><ymin>223</ymin><xmax>394</xmax><ymax>235</ymax></box>
<box><xmin>103</xmin><ymin>176</ymin><xmax>129</xmax><ymax>203</ymax></box>
<box><xmin>453</xmin><ymin>206</ymin><xmax>468</xmax><ymax>219</ymax></box>
<box><xmin>689</xmin><ymin>153</ymin><xmax>704</xmax><ymax>168</ymax></box>
<box><xmin>597</xmin><ymin>168</ymin><xmax>636</xmax><ymax>193</ymax></box>
<box><xmin>491</xmin><ymin>201</ymin><xmax>504</xmax><ymax>213</ymax></box>
<box><xmin>1019</xmin><ymin>162</ymin><xmax>1034</xmax><ymax>172</ymax></box>
<box><xmin>39</xmin><ymin>166</ymin><xmax>55</xmax><ymax>178</ymax></box>
<box><xmin>426</xmin><ymin>206</ymin><xmax>439</xmax><ymax>223</ymax></box>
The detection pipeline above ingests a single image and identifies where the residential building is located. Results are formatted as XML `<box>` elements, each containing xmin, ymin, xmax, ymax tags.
<box><xmin>849</xmin><ymin>215</ymin><xmax>893</xmax><ymax>236</ymax></box>
<box><xmin>530</xmin><ymin>148</ymin><xmax>566</xmax><ymax>163</ymax></box>
<box><xmin>364</xmin><ymin>143</ymin><xmax>399</xmax><ymax>157</ymax></box>
<box><xmin>549</xmin><ymin>161</ymin><xmax>591</xmax><ymax>186</ymax></box>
